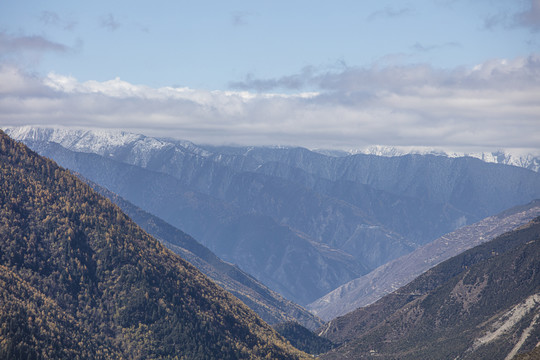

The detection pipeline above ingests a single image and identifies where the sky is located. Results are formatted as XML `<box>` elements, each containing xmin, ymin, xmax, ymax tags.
<box><xmin>0</xmin><ymin>0</ymin><xmax>539</xmax><ymax>154</ymax></box>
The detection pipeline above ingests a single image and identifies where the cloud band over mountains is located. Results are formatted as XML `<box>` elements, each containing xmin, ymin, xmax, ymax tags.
<box><xmin>1</xmin><ymin>55</ymin><xmax>539</xmax><ymax>153</ymax></box>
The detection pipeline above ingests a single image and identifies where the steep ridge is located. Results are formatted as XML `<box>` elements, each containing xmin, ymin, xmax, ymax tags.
<box><xmin>318</xmin><ymin>216</ymin><xmax>540</xmax><ymax>360</ymax></box>
<box><xmin>308</xmin><ymin>199</ymin><xmax>540</xmax><ymax>320</ymax></box>
<box><xmin>86</xmin><ymin>180</ymin><xmax>323</xmax><ymax>329</ymax></box>
<box><xmin>18</xmin><ymin>140</ymin><xmax>364</xmax><ymax>305</ymax></box>
<box><xmin>0</xmin><ymin>130</ymin><xmax>310</xmax><ymax>359</ymax></box>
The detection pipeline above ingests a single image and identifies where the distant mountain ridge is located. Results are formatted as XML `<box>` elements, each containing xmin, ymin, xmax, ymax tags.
<box><xmin>14</xmin><ymin>139</ymin><xmax>365</xmax><ymax>305</ymax></box>
<box><xmin>8</xmin><ymin>126</ymin><xmax>540</xmax><ymax>173</ymax></box>
<box><xmin>348</xmin><ymin>145</ymin><xmax>540</xmax><ymax>172</ymax></box>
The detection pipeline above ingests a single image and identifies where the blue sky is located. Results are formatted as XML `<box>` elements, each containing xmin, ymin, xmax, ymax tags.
<box><xmin>1</xmin><ymin>0</ymin><xmax>539</xmax><ymax>153</ymax></box>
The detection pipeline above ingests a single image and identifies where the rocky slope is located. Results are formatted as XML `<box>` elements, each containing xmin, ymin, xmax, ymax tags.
<box><xmin>308</xmin><ymin>199</ymin><xmax>540</xmax><ymax>320</ymax></box>
<box><xmin>318</xmin><ymin>216</ymin><xmax>540</xmax><ymax>360</ymax></box>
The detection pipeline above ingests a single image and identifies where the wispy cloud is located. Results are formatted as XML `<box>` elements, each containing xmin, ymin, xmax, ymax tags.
<box><xmin>0</xmin><ymin>31</ymin><xmax>74</xmax><ymax>69</ymax></box>
<box><xmin>411</xmin><ymin>41</ymin><xmax>460</xmax><ymax>52</ymax></box>
<box><xmin>101</xmin><ymin>13</ymin><xmax>121</xmax><ymax>31</ymax></box>
<box><xmin>1</xmin><ymin>55</ymin><xmax>539</xmax><ymax>154</ymax></box>
<box><xmin>0</xmin><ymin>32</ymin><xmax>69</xmax><ymax>55</ymax></box>
<box><xmin>367</xmin><ymin>6</ymin><xmax>413</xmax><ymax>21</ymax></box>
<box><xmin>39</xmin><ymin>11</ymin><xmax>77</xmax><ymax>31</ymax></box>
<box><xmin>484</xmin><ymin>0</ymin><xmax>540</xmax><ymax>32</ymax></box>
<box><xmin>229</xmin><ymin>66</ymin><xmax>318</xmax><ymax>92</ymax></box>
<box><xmin>514</xmin><ymin>0</ymin><xmax>540</xmax><ymax>32</ymax></box>
<box><xmin>231</xmin><ymin>11</ymin><xmax>254</xmax><ymax>26</ymax></box>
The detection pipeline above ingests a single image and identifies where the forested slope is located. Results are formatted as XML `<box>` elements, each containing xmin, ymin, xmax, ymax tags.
<box><xmin>0</xmin><ymin>130</ymin><xmax>310</xmax><ymax>360</ymax></box>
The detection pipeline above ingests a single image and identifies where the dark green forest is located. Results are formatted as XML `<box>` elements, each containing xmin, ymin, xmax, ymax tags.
<box><xmin>0</xmin><ymin>130</ymin><xmax>310</xmax><ymax>360</ymax></box>
<box><xmin>273</xmin><ymin>321</ymin><xmax>334</xmax><ymax>355</ymax></box>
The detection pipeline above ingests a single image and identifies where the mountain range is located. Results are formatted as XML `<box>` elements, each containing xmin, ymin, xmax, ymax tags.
<box><xmin>3</xmin><ymin>126</ymin><xmax>540</xmax><ymax>359</ymax></box>
<box><xmin>0</xmin><ymin>130</ymin><xmax>310</xmax><ymax>359</ymax></box>
<box><xmin>349</xmin><ymin>145</ymin><xmax>540</xmax><ymax>173</ymax></box>
<box><xmin>6</xmin><ymin>126</ymin><xmax>540</xmax><ymax>309</ymax></box>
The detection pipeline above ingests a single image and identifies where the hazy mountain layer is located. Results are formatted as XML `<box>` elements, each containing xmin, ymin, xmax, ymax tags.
<box><xmin>19</xmin><ymin>140</ymin><xmax>364</xmax><ymax>305</ymax></box>
<box><xmin>354</xmin><ymin>145</ymin><xmax>540</xmax><ymax>173</ymax></box>
<box><xmin>239</xmin><ymin>146</ymin><xmax>540</xmax><ymax>222</ymax></box>
<box><xmin>87</xmin><ymin>180</ymin><xmax>323</xmax><ymax>329</ymax></box>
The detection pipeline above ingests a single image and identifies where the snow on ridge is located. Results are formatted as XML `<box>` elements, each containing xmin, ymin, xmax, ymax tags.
<box><xmin>3</xmin><ymin>126</ymin><xmax>539</xmax><ymax>172</ymax></box>
<box><xmin>158</xmin><ymin>137</ymin><xmax>213</xmax><ymax>158</ymax></box>
<box><xmin>349</xmin><ymin>145</ymin><xmax>540</xmax><ymax>172</ymax></box>
<box><xmin>3</xmin><ymin>126</ymin><xmax>212</xmax><ymax>159</ymax></box>
<box><xmin>4</xmin><ymin>125</ymin><xmax>142</xmax><ymax>154</ymax></box>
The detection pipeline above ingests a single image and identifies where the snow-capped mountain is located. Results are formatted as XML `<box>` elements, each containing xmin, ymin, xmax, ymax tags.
<box><xmin>352</xmin><ymin>145</ymin><xmax>540</xmax><ymax>172</ymax></box>
<box><xmin>6</xmin><ymin>126</ymin><xmax>539</xmax><ymax>172</ymax></box>
<box><xmin>4</xmin><ymin>125</ymin><xmax>212</xmax><ymax>167</ymax></box>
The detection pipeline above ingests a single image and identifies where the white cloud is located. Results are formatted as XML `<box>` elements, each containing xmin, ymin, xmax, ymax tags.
<box><xmin>0</xmin><ymin>55</ymin><xmax>539</xmax><ymax>154</ymax></box>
